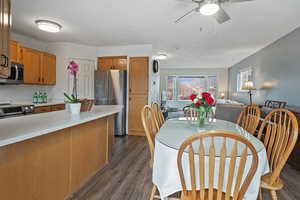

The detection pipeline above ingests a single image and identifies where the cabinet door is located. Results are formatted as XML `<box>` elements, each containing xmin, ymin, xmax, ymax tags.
<box><xmin>113</xmin><ymin>57</ymin><xmax>127</xmax><ymax>70</ymax></box>
<box><xmin>51</xmin><ymin>104</ymin><xmax>65</xmax><ymax>112</ymax></box>
<box><xmin>23</xmin><ymin>47</ymin><xmax>42</xmax><ymax>84</ymax></box>
<box><xmin>98</xmin><ymin>57</ymin><xmax>113</xmax><ymax>70</ymax></box>
<box><xmin>129</xmin><ymin>57</ymin><xmax>149</xmax><ymax>95</ymax></box>
<box><xmin>33</xmin><ymin>106</ymin><xmax>51</xmax><ymax>114</ymax></box>
<box><xmin>0</xmin><ymin>0</ymin><xmax>11</xmax><ymax>68</ymax></box>
<box><xmin>128</xmin><ymin>57</ymin><xmax>149</xmax><ymax>136</ymax></box>
<box><xmin>42</xmin><ymin>53</ymin><xmax>56</xmax><ymax>85</ymax></box>
<box><xmin>10</xmin><ymin>40</ymin><xmax>21</xmax><ymax>63</ymax></box>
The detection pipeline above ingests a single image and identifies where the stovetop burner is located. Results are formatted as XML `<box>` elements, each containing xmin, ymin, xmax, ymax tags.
<box><xmin>0</xmin><ymin>103</ymin><xmax>35</xmax><ymax>119</ymax></box>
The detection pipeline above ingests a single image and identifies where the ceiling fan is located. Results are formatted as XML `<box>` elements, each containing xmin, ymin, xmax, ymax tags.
<box><xmin>175</xmin><ymin>0</ymin><xmax>253</xmax><ymax>24</ymax></box>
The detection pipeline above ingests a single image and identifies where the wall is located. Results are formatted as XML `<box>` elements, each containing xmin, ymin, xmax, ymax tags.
<box><xmin>228</xmin><ymin>27</ymin><xmax>300</xmax><ymax>108</ymax></box>
<box><xmin>46</xmin><ymin>42</ymin><xmax>98</xmax><ymax>101</ymax></box>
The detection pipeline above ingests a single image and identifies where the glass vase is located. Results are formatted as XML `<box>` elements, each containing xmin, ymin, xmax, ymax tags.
<box><xmin>198</xmin><ymin>111</ymin><xmax>206</xmax><ymax>127</ymax></box>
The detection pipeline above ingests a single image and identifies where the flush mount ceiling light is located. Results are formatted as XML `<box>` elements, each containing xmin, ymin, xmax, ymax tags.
<box><xmin>199</xmin><ymin>1</ymin><xmax>220</xmax><ymax>16</ymax></box>
<box><xmin>35</xmin><ymin>20</ymin><xmax>62</xmax><ymax>33</ymax></box>
<box><xmin>155</xmin><ymin>54</ymin><xmax>168</xmax><ymax>60</ymax></box>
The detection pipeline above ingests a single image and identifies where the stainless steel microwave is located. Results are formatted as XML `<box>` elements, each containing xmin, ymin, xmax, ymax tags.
<box><xmin>0</xmin><ymin>62</ymin><xmax>24</xmax><ymax>84</ymax></box>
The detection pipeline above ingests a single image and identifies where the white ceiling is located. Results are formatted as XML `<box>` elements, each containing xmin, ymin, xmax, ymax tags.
<box><xmin>11</xmin><ymin>0</ymin><xmax>300</xmax><ymax>68</ymax></box>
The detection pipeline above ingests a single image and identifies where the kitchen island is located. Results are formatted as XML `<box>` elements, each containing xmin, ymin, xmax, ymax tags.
<box><xmin>0</xmin><ymin>105</ymin><xmax>122</xmax><ymax>200</ymax></box>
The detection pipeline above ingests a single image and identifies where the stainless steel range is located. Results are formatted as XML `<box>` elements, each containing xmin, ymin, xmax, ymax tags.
<box><xmin>0</xmin><ymin>103</ymin><xmax>34</xmax><ymax>119</ymax></box>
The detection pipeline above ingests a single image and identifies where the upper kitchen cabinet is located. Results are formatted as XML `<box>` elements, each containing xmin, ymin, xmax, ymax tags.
<box><xmin>10</xmin><ymin>40</ymin><xmax>22</xmax><ymax>63</ymax></box>
<box><xmin>22</xmin><ymin>47</ymin><xmax>56</xmax><ymax>85</ymax></box>
<box><xmin>22</xmin><ymin>47</ymin><xmax>42</xmax><ymax>84</ymax></box>
<box><xmin>0</xmin><ymin>0</ymin><xmax>11</xmax><ymax>70</ymax></box>
<box><xmin>98</xmin><ymin>56</ymin><xmax>127</xmax><ymax>70</ymax></box>
<box><xmin>41</xmin><ymin>53</ymin><xmax>56</xmax><ymax>85</ymax></box>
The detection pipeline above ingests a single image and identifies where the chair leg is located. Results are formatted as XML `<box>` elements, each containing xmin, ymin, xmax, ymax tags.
<box><xmin>258</xmin><ymin>188</ymin><xmax>263</xmax><ymax>200</ymax></box>
<box><xmin>270</xmin><ymin>190</ymin><xmax>278</xmax><ymax>200</ymax></box>
<box><xmin>150</xmin><ymin>185</ymin><xmax>157</xmax><ymax>200</ymax></box>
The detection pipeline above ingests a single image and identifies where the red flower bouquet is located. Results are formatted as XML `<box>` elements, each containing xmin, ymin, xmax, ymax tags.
<box><xmin>189</xmin><ymin>92</ymin><xmax>215</xmax><ymax>125</ymax></box>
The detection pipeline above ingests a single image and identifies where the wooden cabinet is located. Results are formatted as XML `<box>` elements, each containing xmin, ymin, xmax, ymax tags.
<box><xmin>128</xmin><ymin>57</ymin><xmax>149</xmax><ymax>136</ymax></box>
<box><xmin>22</xmin><ymin>47</ymin><xmax>56</xmax><ymax>85</ymax></box>
<box><xmin>41</xmin><ymin>53</ymin><xmax>56</xmax><ymax>85</ymax></box>
<box><xmin>22</xmin><ymin>47</ymin><xmax>42</xmax><ymax>84</ymax></box>
<box><xmin>0</xmin><ymin>0</ymin><xmax>11</xmax><ymax>75</ymax></box>
<box><xmin>0</xmin><ymin>117</ymin><xmax>113</xmax><ymax>200</ymax></box>
<box><xmin>98</xmin><ymin>56</ymin><xmax>127</xmax><ymax>70</ymax></box>
<box><xmin>10</xmin><ymin>40</ymin><xmax>22</xmax><ymax>63</ymax></box>
<box><xmin>34</xmin><ymin>104</ymin><xmax>65</xmax><ymax>114</ymax></box>
<box><xmin>51</xmin><ymin>104</ymin><xmax>65</xmax><ymax>111</ymax></box>
<box><xmin>33</xmin><ymin>106</ymin><xmax>51</xmax><ymax>114</ymax></box>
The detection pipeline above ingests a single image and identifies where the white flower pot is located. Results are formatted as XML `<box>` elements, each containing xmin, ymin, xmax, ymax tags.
<box><xmin>68</xmin><ymin>103</ymin><xmax>81</xmax><ymax>115</ymax></box>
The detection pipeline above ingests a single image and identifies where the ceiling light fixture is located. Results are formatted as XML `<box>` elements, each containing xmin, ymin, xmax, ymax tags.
<box><xmin>199</xmin><ymin>1</ymin><xmax>220</xmax><ymax>16</ymax></box>
<box><xmin>35</xmin><ymin>20</ymin><xmax>62</xmax><ymax>33</ymax></box>
<box><xmin>155</xmin><ymin>54</ymin><xmax>168</xmax><ymax>60</ymax></box>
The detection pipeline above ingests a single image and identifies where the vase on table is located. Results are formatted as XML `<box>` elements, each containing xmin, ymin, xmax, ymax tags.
<box><xmin>197</xmin><ymin>110</ymin><xmax>207</xmax><ymax>127</ymax></box>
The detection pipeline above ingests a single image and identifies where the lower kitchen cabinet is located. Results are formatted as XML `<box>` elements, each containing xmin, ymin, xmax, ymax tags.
<box><xmin>33</xmin><ymin>104</ymin><xmax>65</xmax><ymax>114</ymax></box>
<box><xmin>0</xmin><ymin>116</ymin><xmax>114</xmax><ymax>200</ymax></box>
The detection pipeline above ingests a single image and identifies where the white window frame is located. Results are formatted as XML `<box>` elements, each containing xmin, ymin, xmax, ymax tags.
<box><xmin>237</xmin><ymin>67</ymin><xmax>253</xmax><ymax>93</ymax></box>
<box><xmin>165</xmin><ymin>75</ymin><xmax>218</xmax><ymax>101</ymax></box>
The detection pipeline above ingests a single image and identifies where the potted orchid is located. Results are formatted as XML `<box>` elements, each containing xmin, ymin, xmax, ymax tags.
<box><xmin>64</xmin><ymin>61</ymin><xmax>81</xmax><ymax>114</ymax></box>
<box><xmin>189</xmin><ymin>92</ymin><xmax>216</xmax><ymax>126</ymax></box>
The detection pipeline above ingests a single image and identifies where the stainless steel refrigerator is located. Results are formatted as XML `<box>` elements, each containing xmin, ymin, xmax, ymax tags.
<box><xmin>94</xmin><ymin>70</ymin><xmax>127</xmax><ymax>136</ymax></box>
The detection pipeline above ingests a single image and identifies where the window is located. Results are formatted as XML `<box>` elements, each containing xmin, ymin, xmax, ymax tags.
<box><xmin>165</xmin><ymin>75</ymin><xmax>218</xmax><ymax>100</ymax></box>
<box><xmin>237</xmin><ymin>68</ymin><xmax>253</xmax><ymax>92</ymax></box>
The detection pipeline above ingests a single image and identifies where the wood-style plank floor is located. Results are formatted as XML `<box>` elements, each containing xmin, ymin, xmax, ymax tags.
<box><xmin>72</xmin><ymin>136</ymin><xmax>300</xmax><ymax>200</ymax></box>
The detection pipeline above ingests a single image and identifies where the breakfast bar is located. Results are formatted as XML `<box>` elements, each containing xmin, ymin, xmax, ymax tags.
<box><xmin>0</xmin><ymin>105</ymin><xmax>122</xmax><ymax>200</ymax></box>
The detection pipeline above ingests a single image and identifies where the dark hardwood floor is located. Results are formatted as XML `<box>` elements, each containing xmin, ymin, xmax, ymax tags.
<box><xmin>72</xmin><ymin>136</ymin><xmax>300</xmax><ymax>200</ymax></box>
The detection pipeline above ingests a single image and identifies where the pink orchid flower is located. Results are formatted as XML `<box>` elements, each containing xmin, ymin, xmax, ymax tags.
<box><xmin>67</xmin><ymin>61</ymin><xmax>79</xmax><ymax>75</ymax></box>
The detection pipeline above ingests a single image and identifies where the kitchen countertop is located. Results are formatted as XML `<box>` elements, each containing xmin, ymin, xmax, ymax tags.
<box><xmin>0</xmin><ymin>105</ymin><xmax>122</xmax><ymax>147</ymax></box>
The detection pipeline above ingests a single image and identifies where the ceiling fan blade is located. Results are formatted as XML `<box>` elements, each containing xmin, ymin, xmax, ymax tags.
<box><xmin>213</xmin><ymin>7</ymin><xmax>230</xmax><ymax>24</ymax></box>
<box><xmin>175</xmin><ymin>7</ymin><xmax>198</xmax><ymax>23</ymax></box>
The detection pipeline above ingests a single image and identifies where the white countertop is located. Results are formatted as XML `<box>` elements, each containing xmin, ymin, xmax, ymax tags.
<box><xmin>0</xmin><ymin>105</ymin><xmax>122</xmax><ymax>147</ymax></box>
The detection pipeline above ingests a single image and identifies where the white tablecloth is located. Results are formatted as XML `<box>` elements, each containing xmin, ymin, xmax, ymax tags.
<box><xmin>152</xmin><ymin>119</ymin><xmax>269</xmax><ymax>200</ymax></box>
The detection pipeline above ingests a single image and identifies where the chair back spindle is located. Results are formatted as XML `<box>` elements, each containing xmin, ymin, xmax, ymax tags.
<box><xmin>237</xmin><ymin>104</ymin><xmax>261</xmax><ymax>135</ymax></box>
<box><xmin>151</xmin><ymin>102</ymin><xmax>165</xmax><ymax>128</ymax></box>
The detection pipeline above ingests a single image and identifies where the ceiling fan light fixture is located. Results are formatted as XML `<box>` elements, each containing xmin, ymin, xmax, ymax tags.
<box><xmin>35</xmin><ymin>20</ymin><xmax>62</xmax><ymax>33</ymax></box>
<box><xmin>199</xmin><ymin>2</ymin><xmax>220</xmax><ymax>16</ymax></box>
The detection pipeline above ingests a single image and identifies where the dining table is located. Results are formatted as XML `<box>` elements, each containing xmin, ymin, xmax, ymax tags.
<box><xmin>152</xmin><ymin>118</ymin><xmax>270</xmax><ymax>200</ymax></box>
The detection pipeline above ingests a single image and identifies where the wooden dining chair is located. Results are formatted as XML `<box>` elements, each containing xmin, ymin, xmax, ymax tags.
<box><xmin>151</xmin><ymin>102</ymin><xmax>165</xmax><ymax>128</ymax></box>
<box><xmin>141</xmin><ymin>105</ymin><xmax>161</xmax><ymax>200</ymax></box>
<box><xmin>177</xmin><ymin>131</ymin><xmax>259</xmax><ymax>200</ymax></box>
<box><xmin>257</xmin><ymin>109</ymin><xmax>299</xmax><ymax>200</ymax></box>
<box><xmin>183</xmin><ymin>106</ymin><xmax>198</xmax><ymax>122</ymax></box>
<box><xmin>237</xmin><ymin>104</ymin><xmax>261</xmax><ymax>135</ymax></box>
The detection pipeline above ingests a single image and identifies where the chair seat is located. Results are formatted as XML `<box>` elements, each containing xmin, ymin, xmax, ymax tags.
<box><xmin>181</xmin><ymin>189</ymin><xmax>233</xmax><ymax>200</ymax></box>
<box><xmin>261</xmin><ymin>173</ymin><xmax>284</xmax><ymax>191</ymax></box>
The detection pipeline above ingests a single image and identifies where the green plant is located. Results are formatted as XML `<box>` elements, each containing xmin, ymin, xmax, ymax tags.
<box><xmin>64</xmin><ymin>92</ymin><xmax>80</xmax><ymax>104</ymax></box>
